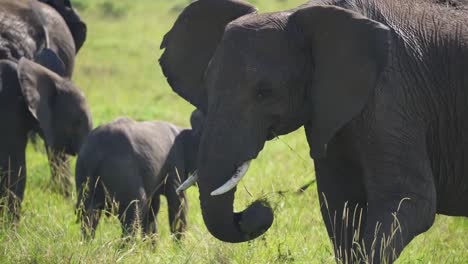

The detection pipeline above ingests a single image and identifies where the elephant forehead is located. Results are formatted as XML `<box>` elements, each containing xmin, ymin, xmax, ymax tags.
<box><xmin>209</xmin><ymin>46</ymin><xmax>292</xmax><ymax>88</ymax></box>
<box><xmin>227</xmin><ymin>11</ymin><xmax>289</xmax><ymax>31</ymax></box>
<box><xmin>227</xmin><ymin>25</ymin><xmax>289</xmax><ymax>49</ymax></box>
<box><xmin>225</xmin><ymin>24</ymin><xmax>300</xmax><ymax>65</ymax></box>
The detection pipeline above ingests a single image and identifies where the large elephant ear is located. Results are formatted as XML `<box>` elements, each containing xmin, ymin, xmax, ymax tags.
<box><xmin>62</xmin><ymin>6</ymin><xmax>87</xmax><ymax>53</ymax></box>
<box><xmin>159</xmin><ymin>0</ymin><xmax>257</xmax><ymax>111</ymax></box>
<box><xmin>290</xmin><ymin>5</ymin><xmax>390</xmax><ymax>158</ymax></box>
<box><xmin>39</xmin><ymin>0</ymin><xmax>87</xmax><ymax>53</ymax></box>
<box><xmin>17</xmin><ymin>57</ymin><xmax>64</xmax><ymax>146</ymax></box>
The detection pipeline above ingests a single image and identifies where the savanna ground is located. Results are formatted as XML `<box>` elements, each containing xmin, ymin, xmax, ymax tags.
<box><xmin>0</xmin><ymin>0</ymin><xmax>467</xmax><ymax>263</ymax></box>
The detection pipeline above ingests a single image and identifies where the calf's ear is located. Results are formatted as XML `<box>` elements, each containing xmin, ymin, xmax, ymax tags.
<box><xmin>17</xmin><ymin>57</ymin><xmax>65</xmax><ymax>146</ymax></box>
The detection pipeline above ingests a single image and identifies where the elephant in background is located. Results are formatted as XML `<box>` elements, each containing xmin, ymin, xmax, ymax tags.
<box><xmin>160</xmin><ymin>0</ymin><xmax>468</xmax><ymax>263</ymax></box>
<box><xmin>0</xmin><ymin>0</ymin><xmax>88</xmax><ymax>196</ymax></box>
<box><xmin>0</xmin><ymin>0</ymin><xmax>92</xmax><ymax>219</ymax></box>
<box><xmin>38</xmin><ymin>0</ymin><xmax>87</xmax><ymax>53</ymax></box>
<box><xmin>75</xmin><ymin>110</ymin><xmax>203</xmax><ymax>239</ymax></box>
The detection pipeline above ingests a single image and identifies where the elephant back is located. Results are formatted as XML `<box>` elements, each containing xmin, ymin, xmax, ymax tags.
<box><xmin>0</xmin><ymin>0</ymin><xmax>76</xmax><ymax>76</ymax></box>
<box><xmin>0</xmin><ymin>1</ymin><xmax>45</xmax><ymax>61</ymax></box>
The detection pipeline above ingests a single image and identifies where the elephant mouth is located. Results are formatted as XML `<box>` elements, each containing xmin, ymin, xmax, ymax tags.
<box><xmin>62</xmin><ymin>147</ymin><xmax>75</xmax><ymax>156</ymax></box>
<box><xmin>191</xmin><ymin>126</ymin><xmax>273</xmax><ymax>243</ymax></box>
<box><xmin>177</xmin><ymin>156</ymin><xmax>259</xmax><ymax>195</ymax></box>
<box><xmin>207</xmin><ymin>133</ymin><xmax>269</xmax><ymax>195</ymax></box>
<box><xmin>210</xmin><ymin>160</ymin><xmax>252</xmax><ymax>196</ymax></box>
<box><xmin>178</xmin><ymin>131</ymin><xmax>266</xmax><ymax>195</ymax></box>
<box><xmin>62</xmin><ymin>139</ymin><xmax>79</xmax><ymax>156</ymax></box>
<box><xmin>65</xmin><ymin>149</ymin><xmax>76</xmax><ymax>156</ymax></box>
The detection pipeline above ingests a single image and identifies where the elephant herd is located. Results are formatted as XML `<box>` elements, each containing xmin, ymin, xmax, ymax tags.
<box><xmin>1</xmin><ymin>0</ymin><xmax>467</xmax><ymax>263</ymax></box>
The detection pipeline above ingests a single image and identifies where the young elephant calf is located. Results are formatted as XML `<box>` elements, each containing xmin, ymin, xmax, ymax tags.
<box><xmin>75</xmin><ymin>110</ymin><xmax>203</xmax><ymax>239</ymax></box>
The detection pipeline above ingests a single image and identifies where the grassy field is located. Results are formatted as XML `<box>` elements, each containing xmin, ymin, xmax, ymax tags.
<box><xmin>1</xmin><ymin>0</ymin><xmax>467</xmax><ymax>263</ymax></box>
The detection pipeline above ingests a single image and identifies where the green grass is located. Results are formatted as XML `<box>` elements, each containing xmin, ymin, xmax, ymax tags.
<box><xmin>1</xmin><ymin>0</ymin><xmax>467</xmax><ymax>263</ymax></box>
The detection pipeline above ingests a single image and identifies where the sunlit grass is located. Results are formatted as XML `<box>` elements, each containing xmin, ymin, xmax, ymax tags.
<box><xmin>0</xmin><ymin>0</ymin><xmax>467</xmax><ymax>263</ymax></box>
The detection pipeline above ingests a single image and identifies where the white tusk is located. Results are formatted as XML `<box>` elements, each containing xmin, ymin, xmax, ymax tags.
<box><xmin>210</xmin><ymin>161</ymin><xmax>251</xmax><ymax>196</ymax></box>
<box><xmin>176</xmin><ymin>171</ymin><xmax>199</xmax><ymax>193</ymax></box>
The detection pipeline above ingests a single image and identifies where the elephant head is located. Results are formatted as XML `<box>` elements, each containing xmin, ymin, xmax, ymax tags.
<box><xmin>160</xmin><ymin>0</ymin><xmax>390</xmax><ymax>243</ymax></box>
<box><xmin>18</xmin><ymin>49</ymin><xmax>92</xmax><ymax>155</ymax></box>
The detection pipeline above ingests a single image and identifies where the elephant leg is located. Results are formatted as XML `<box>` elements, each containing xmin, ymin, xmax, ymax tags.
<box><xmin>119</xmin><ymin>192</ymin><xmax>149</xmax><ymax>237</ymax></box>
<box><xmin>165</xmin><ymin>176</ymin><xmax>188</xmax><ymax>240</ymax></box>
<box><xmin>143</xmin><ymin>194</ymin><xmax>161</xmax><ymax>236</ymax></box>
<box><xmin>315</xmin><ymin>151</ymin><xmax>367</xmax><ymax>263</ymax></box>
<box><xmin>361</xmin><ymin>184</ymin><xmax>436</xmax><ymax>263</ymax></box>
<box><xmin>361</xmin><ymin>198</ymin><xmax>435</xmax><ymax>264</ymax></box>
<box><xmin>0</xmin><ymin>150</ymin><xmax>27</xmax><ymax>222</ymax></box>
<box><xmin>120</xmin><ymin>201</ymin><xmax>140</xmax><ymax>237</ymax></box>
<box><xmin>359</xmin><ymin>138</ymin><xmax>436</xmax><ymax>264</ymax></box>
<box><xmin>80</xmin><ymin>208</ymin><xmax>101</xmax><ymax>240</ymax></box>
<box><xmin>78</xmin><ymin>179</ymin><xmax>104</xmax><ymax>240</ymax></box>
<box><xmin>46</xmin><ymin>147</ymin><xmax>72</xmax><ymax>197</ymax></box>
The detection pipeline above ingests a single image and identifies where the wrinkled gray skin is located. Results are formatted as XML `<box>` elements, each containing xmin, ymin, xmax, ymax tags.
<box><xmin>160</xmin><ymin>0</ymin><xmax>468</xmax><ymax>262</ymax></box>
<box><xmin>75</xmin><ymin>110</ymin><xmax>203</xmax><ymax>239</ymax></box>
<box><xmin>435</xmin><ymin>0</ymin><xmax>468</xmax><ymax>8</ymax></box>
<box><xmin>0</xmin><ymin>0</ymin><xmax>91</xmax><ymax>220</ymax></box>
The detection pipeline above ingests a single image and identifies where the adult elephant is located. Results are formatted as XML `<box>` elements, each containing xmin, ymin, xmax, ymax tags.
<box><xmin>0</xmin><ymin>0</ymin><xmax>87</xmax><ymax>195</ymax></box>
<box><xmin>0</xmin><ymin>0</ymin><xmax>91</xmax><ymax>219</ymax></box>
<box><xmin>160</xmin><ymin>0</ymin><xmax>468</xmax><ymax>263</ymax></box>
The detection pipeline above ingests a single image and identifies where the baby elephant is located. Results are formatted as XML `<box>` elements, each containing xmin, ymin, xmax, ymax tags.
<box><xmin>75</xmin><ymin>110</ymin><xmax>203</xmax><ymax>239</ymax></box>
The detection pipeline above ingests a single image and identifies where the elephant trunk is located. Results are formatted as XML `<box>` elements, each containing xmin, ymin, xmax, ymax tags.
<box><xmin>197</xmin><ymin>115</ymin><xmax>273</xmax><ymax>243</ymax></box>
